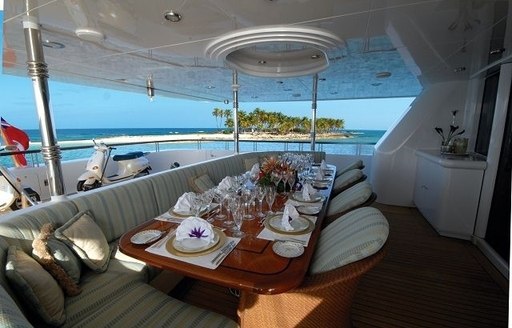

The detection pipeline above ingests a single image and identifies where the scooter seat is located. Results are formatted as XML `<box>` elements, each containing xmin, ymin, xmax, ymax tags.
<box><xmin>113</xmin><ymin>152</ymin><xmax>145</xmax><ymax>161</ymax></box>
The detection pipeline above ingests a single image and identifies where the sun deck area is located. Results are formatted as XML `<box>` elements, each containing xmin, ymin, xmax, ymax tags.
<box><xmin>170</xmin><ymin>203</ymin><xmax>509</xmax><ymax>327</ymax></box>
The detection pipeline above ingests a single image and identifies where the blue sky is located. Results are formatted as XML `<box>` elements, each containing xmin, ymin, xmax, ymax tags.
<box><xmin>0</xmin><ymin>10</ymin><xmax>414</xmax><ymax>131</ymax></box>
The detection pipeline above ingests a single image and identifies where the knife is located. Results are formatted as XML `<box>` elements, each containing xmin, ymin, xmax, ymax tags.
<box><xmin>211</xmin><ymin>240</ymin><xmax>236</xmax><ymax>264</ymax></box>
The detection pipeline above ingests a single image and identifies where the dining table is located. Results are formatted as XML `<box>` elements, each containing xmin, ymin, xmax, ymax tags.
<box><xmin>118</xmin><ymin>164</ymin><xmax>335</xmax><ymax>295</ymax></box>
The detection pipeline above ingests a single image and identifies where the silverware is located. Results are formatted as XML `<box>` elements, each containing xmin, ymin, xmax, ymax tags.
<box><xmin>211</xmin><ymin>240</ymin><xmax>236</xmax><ymax>264</ymax></box>
<box><xmin>153</xmin><ymin>229</ymin><xmax>175</xmax><ymax>248</ymax></box>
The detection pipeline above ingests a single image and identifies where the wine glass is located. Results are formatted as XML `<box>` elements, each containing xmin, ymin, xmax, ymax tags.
<box><xmin>265</xmin><ymin>186</ymin><xmax>276</xmax><ymax>215</ymax></box>
<box><xmin>241</xmin><ymin>187</ymin><xmax>254</xmax><ymax>220</ymax></box>
<box><xmin>231</xmin><ymin>207</ymin><xmax>245</xmax><ymax>238</ymax></box>
<box><xmin>224</xmin><ymin>193</ymin><xmax>240</xmax><ymax>227</ymax></box>
<box><xmin>256</xmin><ymin>185</ymin><xmax>266</xmax><ymax>218</ymax></box>
<box><xmin>213</xmin><ymin>188</ymin><xmax>227</xmax><ymax>220</ymax></box>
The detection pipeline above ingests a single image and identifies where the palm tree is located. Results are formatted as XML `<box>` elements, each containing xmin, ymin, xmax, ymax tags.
<box><xmin>212</xmin><ymin>108</ymin><xmax>222</xmax><ymax>130</ymax></box>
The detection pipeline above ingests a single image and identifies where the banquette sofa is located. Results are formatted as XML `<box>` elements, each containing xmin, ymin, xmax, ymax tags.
<box><xmin>0</xmin><ymin>151</ymin><xmax>325</xmax><ymax>328</ymax></box>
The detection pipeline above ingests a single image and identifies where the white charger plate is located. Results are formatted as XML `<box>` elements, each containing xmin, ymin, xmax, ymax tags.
<box><xmin>172</xmin><ymin>230</ymin><xmax>221</xmax><ymax>253</ymax></box>
<box><xmin>265</xmin><ymin>215</ymin><xmax>314</xmax><ymax>235</ymax></box>
<box><xmin>131</xmin><ymin>230</ymin><xmax>163</xmax><ymax>245</ymax></box>
<box><xmin>297</xmin><ymin>205</ymin><xmax>321</xmax><ymax>215</ymax></box>
<box><xmin>272</xmin><ymin>241</ymin><xmax>304</xmax><ymax>258</ymax></box>
<box><xmin>291</xmin><ymin>192</ymin><xmax>322</xmax><ymax>203</ymax></box>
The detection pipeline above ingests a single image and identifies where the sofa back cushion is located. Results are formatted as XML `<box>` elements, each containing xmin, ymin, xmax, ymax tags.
<box><xmin>0</xmin><ymin>283</ymin><xmax>33</xmax><ymax>328</ymax></box>
<box><xmin>69</xmin><ymin>177</ymin><xmax>159</xmax><ymax>242</ymax></box>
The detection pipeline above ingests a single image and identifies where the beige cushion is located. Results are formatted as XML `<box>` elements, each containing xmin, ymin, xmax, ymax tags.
<box><xmin>333</xmin><ymin>169</ymin><xmax>363</xmax><ymax>192</ymax></box>
<box><xmin>310</xmin><ymin>207</ymin><xmax>389</xmax><ymax>274</ymax></box>
<box><xmin>55</xmin><ymin>211</ymin><xmax>112</xmax><ymax>272</ymax></box>
<box><xmin>327</xmin><ymin>181</ymin><xmax>373</xmax><ymax>216</ymax></box>
<box><xmin>189</xmin><ymin>173</ymin><xmax>216</xmax><ymax>193</ymax></box>
<box><xmin>244</xmin><ymin>157</ymin><xmax>260</xmax><ymax>171</ymax></box>
<box><xmin>5</xmin><ymin>246</ymin><xmax>66</xmax><ymax>326</ymax></box>
<box><xmin>336</xmin><ymin>159</ymin><xmax>363</xmax><ymax>178</ymax></box>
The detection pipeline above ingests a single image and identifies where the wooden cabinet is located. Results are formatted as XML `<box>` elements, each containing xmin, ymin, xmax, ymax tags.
<box><xmin>413</xmin><ymin>150</ymin><xmax>486</xmax><ymax>240</ymax></box>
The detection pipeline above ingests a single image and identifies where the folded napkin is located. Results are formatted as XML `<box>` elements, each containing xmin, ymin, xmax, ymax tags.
<box><xmin>320</xmin><ymin>159</ymin><xmax>327</xmax><ymax>170</ymax></box>
<box><xmin>281</xmin><ymin>204</ymin><xmax>300</xmax><ymax>231</ymax></box>
<box><xmin>218</xmin><ymin>176</ymin><xmax>236</xmax><ymax>191</ymax></box>
<box><xmin>174</xmin><ymin>192</ymin><xmax>195</xmax><ymax>214</ymax></box>
<box><xmin>175</xmin><ymin>217</ymin><xmax>214</xmax><ymax>243</ymax></box>
<box><xmin>302</xmin><ymin>183</ymin><xmax>316</xmax><ymax>201</ymax></box>
<box><xmin>250</xmin><ymin>163</ymin><xmax>260</xmax><ymax>176</ymax></box>
<box><xmin>315</xmin><ymin>169</ymin><xmax>324</xmax><ymax>180</ymax></box>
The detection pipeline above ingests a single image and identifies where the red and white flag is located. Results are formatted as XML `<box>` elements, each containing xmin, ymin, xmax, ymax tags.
<box><xmin>0</xmin><ymin>117</ymin><xmax>30</xmax><ymax>167</ymax></box>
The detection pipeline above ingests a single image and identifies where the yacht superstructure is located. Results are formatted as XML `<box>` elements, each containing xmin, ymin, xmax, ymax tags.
<box><xmin>2</xmin><ymin>0</ymin><xmax>510</xmax><ymax>296</ymax></box>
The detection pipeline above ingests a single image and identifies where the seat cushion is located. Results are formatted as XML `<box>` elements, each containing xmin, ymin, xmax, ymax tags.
<box><xmin>327</xmin><ymin>181</ymin><xmax>373</xmax><ymax>216</ymax></box>
<box><xmin>5</xmin><ymin>246</ymin><xmax>65</xmax><ymax>326</ymax></box>
<box><xmin>335</xmin><ymin>159</ymin><xmax>363</xmax><ymax>178</ymax></box>
<box><xmin>0</xmin><ymin>284</ymin><xmax>33</xmax><ymax>328</ymax></box>
<box><xmin>332</xmin><ymin>169</ymin><xmax>363</xmax><ymax>192</ymax></box>
<box><xmin>310</xmin><ymin>207</ymin><xmax>389</xmax><ymax>274</ymax></box>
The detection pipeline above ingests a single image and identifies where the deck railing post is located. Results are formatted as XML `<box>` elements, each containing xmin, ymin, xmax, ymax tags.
<box><xmin>22</xmin><ymin>3</ymin><xmax>66</xmax><ymax>198</ymax></box>
<box><xmin>310</xmin><ymin>74</ymin><xmax>318</xmax><ymax>151</ymax></box>
<box><xmin>232</xmin><ymin>70</ymin><xmax>240</xmax><ymax>153</ymax></box>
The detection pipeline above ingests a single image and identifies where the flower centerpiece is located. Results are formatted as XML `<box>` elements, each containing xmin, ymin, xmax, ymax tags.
<box><xmin>435</xmin><ymin>110</ymin><xmax>465</xmax><ymax>153</ymax></box>
<box><xmin>257</xmin><ymin>156</ymin><xmax>294</xmax><ymax>192</ymax></box>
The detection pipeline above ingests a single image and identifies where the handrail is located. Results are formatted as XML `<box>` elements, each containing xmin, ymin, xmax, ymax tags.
<box><xmin>0</xmin><ymin>137</ymin><xmax>376</xmax><ymax>166</ymax></box>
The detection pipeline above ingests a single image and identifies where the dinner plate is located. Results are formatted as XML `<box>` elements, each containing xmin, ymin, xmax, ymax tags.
<box><xmin>130</xmin><ymin>229</ymin><xmax>163</xmax><ymax>245</ymax></box>
<box><xmin>265</xmin><ymin>215</ymin><xmax>314</xmax><ymax>235</ymax></box>
<box><xmin>170</xmin><ymin>228</ymin><xmax>222</xmax><ymax>254</ymax></box>
<box><xmin>169</xmin><ymin>206</ymin><xmax>207</xmax><ymax>218</ymax></box>
<box><xmin>297</xmin><ymin>205</ymin><xmax>321</xmax><ymax>215</ymax></box>
<box><xmin>291</xmin><ymin>192</ymin><xmax>323</xmax><ymax>203</ymax></box>
<box><xmin>272</xmin><ymin>241</ymin><xmax>304</xmax><ymax>258</ymax></box>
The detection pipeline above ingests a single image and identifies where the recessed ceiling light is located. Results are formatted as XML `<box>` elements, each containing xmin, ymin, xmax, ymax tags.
<box><xmin>276</xmin><ymin>81</ymin><xmax>283</xmax><ymax>84</ymax></box>
<box><xmin>206</xmin><ymin>85</ymin><xmax>215</xmax><ymax>89</ymax></box>
<box><xmin>453</xmin><ymin>66</ymin><xmax>466</xmax><ymax>73</ymax></box>
<box><xmin>258</xmin><ymin>60</ymin><xmax>267</xmax><ymax>64</ymax></box>
<box><xmin>319</xmin><ymin>78</ymin><xmax>326</xmax><ymax>81</ymax></box>
<box><xmin>311</xmin><ymin>54</ymin><xmax>321</xmax><ymax>59</ymax></box>
<box><xmin>43</xmin><ymin>40</ymin><xmax>65</xmax><ymax>49</ymax></box>
<box><xmin>164</xmin><ymin>10</ymin><xmax>182</xmax><ymax>22</ymax></box>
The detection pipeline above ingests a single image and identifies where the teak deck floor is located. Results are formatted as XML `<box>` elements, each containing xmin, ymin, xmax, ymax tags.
<box><xmin>169</xmin><ymin>203</ymin><xmax>509</xmax><ymax>327</ymax></box>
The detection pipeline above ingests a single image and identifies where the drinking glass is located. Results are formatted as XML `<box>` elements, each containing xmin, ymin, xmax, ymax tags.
<box><xmin>256</xmin><ymin>185</ymin><xmax>266</xmax><ymax>218</ymax></box>
<box><xmin>265</xmin><ymin>186</ymin><xmax>276</xmax><ymax>215</ymax></box>
<box><xmin>213</xmin><ymin>188</ymin><xmax>227</xmax><ymax>220</ymax></box>
<box><xmin>231</xmin><ymin>207</ymin><xmax>245</xmax><ymax>238</ymax></box>
<box><xmin>224</xmin><ymin>193</ymin><xmax>239</xmax><ymax>227</ymax></box>
<box><xmin>241</xmin><ymin>187</ymin><xmax>254</xmax><ymax>220</ymax></box>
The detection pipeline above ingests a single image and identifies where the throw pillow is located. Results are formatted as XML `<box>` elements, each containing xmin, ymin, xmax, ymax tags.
<box><xmin>189</xmin><ymin>173</ymin><xmax>215</xmax><ymax>193</ymax></box>
<box><xmin>55</xmin><ymin>210</ymin><xmax>112</xmax><ymax>272</ymax></box>
<box><xmin>5</xmin><ymin>246</ymin><xmax>66</xmax><ymax>326</ymax></box>
<box><xmin>32</xmin><ymin>223</ymin><xmax>82</xmax><ymax>296</ymax></box>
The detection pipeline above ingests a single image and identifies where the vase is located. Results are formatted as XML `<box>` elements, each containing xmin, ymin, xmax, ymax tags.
<box><xmin>440</xmin><ymin>144</ymin><xmax>452</xmax><ymax>154</ymax></box>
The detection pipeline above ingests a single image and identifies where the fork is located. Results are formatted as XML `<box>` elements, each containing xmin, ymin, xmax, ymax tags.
<box><xmin>153</xmin><ymin>229</ymin><xmax>175</xmax><ymax>248</ymax></box>
<box><xmin>211</xmin><ymin>240</ymin><xmax>236</xmax><ymax>264</ymax></box>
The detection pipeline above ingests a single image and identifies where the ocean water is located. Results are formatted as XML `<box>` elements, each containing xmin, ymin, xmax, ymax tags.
<box><xmin>1</xmin><ymin>128</ymin><xmax>385</xmax><ymax>167</ymax></box>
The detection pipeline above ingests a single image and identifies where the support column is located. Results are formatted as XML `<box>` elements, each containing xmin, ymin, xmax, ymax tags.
<box><xmin>232</xmin><ymin>70</ymin><xmax>240</xmax><ymax>153</ymax></box>
<box><xmin>23</xmin><ymin>8</ymin><xmax>66</xmax><ymax>198</ymax></box>
<box><xmin>310</xmin><ymin>74</ymin><xmax>318</xmax><ymax>151</ymax></box>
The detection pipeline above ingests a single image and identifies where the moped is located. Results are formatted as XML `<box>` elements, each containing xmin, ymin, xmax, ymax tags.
<box><xmin>77</xmin><ymin>140</ymin><xmax>151</xmax><ymax>191</ymax></box>
<box><xmin>0</xmin><ymin>165</ymin><xmax>40</xmax><ymax>211</ymax></box>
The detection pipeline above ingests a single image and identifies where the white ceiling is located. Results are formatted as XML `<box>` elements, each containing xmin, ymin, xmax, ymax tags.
<box><xmin>2</xmin><ymin>0</ymin><xmax>509</xmax><ymax>103</ymax></box>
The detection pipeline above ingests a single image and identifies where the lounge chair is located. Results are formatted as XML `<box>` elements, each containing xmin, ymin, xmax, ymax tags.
<box><xmin>238</xmin><ymin>207</ymin><xmax>389</xmax><ymax>328</ymax></box>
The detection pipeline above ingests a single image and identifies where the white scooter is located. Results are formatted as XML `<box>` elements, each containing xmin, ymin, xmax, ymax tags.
<box><xmin>0</xmin><ymin>165</ymin><xmax>40</xmax><ymax>211</ymax></box>
<box><xmin>77</xmin><ymin>140</ymin><xmax>151</xmax><ymax>191</ymax></box>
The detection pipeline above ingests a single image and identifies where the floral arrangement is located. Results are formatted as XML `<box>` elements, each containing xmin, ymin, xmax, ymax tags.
<box><xmin>257</xmin><ymin>156</ymin><xmax>293</xmax><ymax>189</ymax></box>
<box><xmin>435</xmin><ymin>110</ymin><xmax>465</xmax><ymax>147</ymax></box>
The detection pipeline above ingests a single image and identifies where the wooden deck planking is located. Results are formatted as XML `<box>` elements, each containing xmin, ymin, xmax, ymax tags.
<box><xmin>169</xmin><ymin>203</ymin><xmax>509</xmax><ymax>327</ymax></box>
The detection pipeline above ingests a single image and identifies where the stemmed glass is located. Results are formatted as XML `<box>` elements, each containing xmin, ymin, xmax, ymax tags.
<box><xmin>265</xmin><ymin>186</ymin><xmax>276</xmax><ymax>215</ymax></box>
<box><xmin>241</xmin><ymin>187</ymin><xmax>254</xmax><ymax>220</ymax></box>
<box><xmin>224</xmin><ymin>193</ymin><xmax>239</xmax><ymax>227</ymax></box>
<box><xmin>231</xmin><ymin>207</ymin><xmax>245</xmax><ymax>238</ymax></box>
<box><xmin>202</xmin><ymin>189</ymin><xmax>215</xmax><ymax>222</ymax></box>
<box><xmin>190</xmin><ymin>193</ymin><xmax>204</xmax><ymax>217</ymax></box>
<box><xmin>256</xmin><ymin>185</ymin><xmax>266</xmax><ymax>218</ymax></box>
<box><xmin>213</xmin><ymin>188</ymin><xmax>227</xmax><ymax>221</ymax></box>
